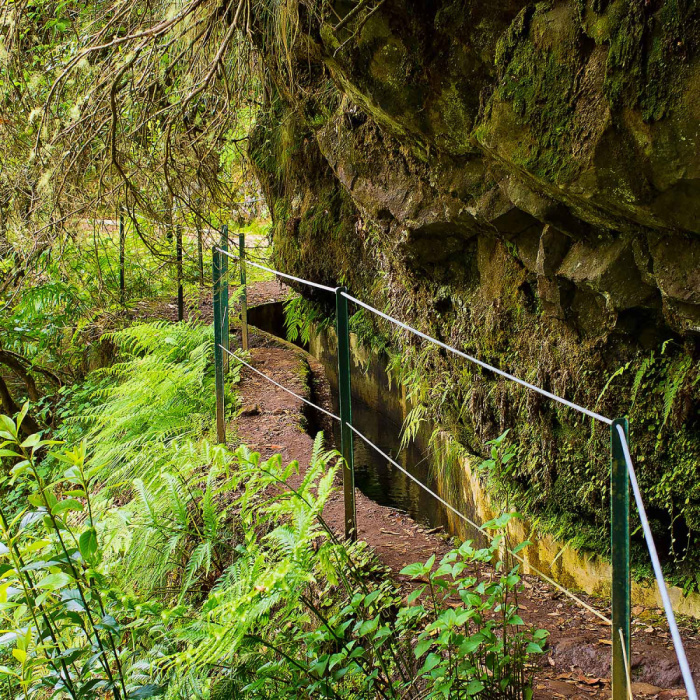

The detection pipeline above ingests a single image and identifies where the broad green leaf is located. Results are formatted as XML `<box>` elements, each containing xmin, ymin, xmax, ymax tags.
<box><xmin>96</xmin><ymin>615</ymin><xmax>120</xmax><ymax>634</ymax></box>
<box><xmin>16</xmin><ymin>404</ymin><xmax>29</xmax><ymax>434</ymax></box>
<box><xmin>51</xmin><ymin>499</ymin><xmax>84</xmax><ymax>516</ymax></box>
<box><xmin>0</xmin><ymin>416</ymin><xmax>17</xmax><ymax>438</ymax></box>
<box><xmin>407</xmin><ymin>585</ymin><xmax>425</xmax><ymax>604</ymax></box>
<box><xmin>466</xmin><ymin>680</ymin><xmax>485</xmax><ymax>695</ymax></box>
<box><xmin>459</xmin><ymin>637</ymin><xmax>483</xmax><ymax>655</ymax></box>
<box><xmin>37</xmin><ymin>572</ymin><xmax>71</xmax><ymax>590</ymax></box>
<box><xmin>358</xmin><ymin>616</ymin><xmax>379</xmax><ymax>636</ymax></box>
<box><xmin>399</xmin><ymin>562</ymin><xmax>425</xmax><ymax>578</ymax></box>
<box><xmin>10</xmin><ymin>461</ymin><xmax>30</xmax><ymax>479</ymax></box>
<box><xmin>419</xmin><ymin>652</ymin><xmax>441</xmax><ymax>674</ymax></box>
<box><xmin>78</xmin><ymin>529</ymin><xmax>98</xmax><ymax>562</ymax></box>
<box><xmin>414</xmin><ymin>638</ymin><xmax>432</xmax><ymax>658</ymax></box>
<box><xmin>20</xmin><ymin>433</ymin><xmax>41</xmax><ymax>449</ymax></box>
<box><xmin>127</xmin><ymin>684</ymin><xmax>165</xmax><ymax>698</ymax></box>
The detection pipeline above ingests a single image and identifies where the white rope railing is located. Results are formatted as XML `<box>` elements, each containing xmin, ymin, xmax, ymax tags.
<box><xmin>617</xmin><ymin>425</ymin><xmax>698</xmax><ymax>699</ymax></box>
<box><xmin>341</xmin><ymin>291</ymin><xmax>613</xmax><ymax>426</ymax></box>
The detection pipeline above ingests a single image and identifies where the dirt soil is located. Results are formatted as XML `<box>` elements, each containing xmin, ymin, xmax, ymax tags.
<box><xmin>148</xmin><ymin>283</ymin><xmax>700</xmax><ymax>699</ymax></box>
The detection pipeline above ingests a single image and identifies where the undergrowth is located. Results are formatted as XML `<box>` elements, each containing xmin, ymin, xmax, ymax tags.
<box><xmin>0</xmin><ymin>320</ymin><xmax>547</xmax><ymax>698</ymax></box>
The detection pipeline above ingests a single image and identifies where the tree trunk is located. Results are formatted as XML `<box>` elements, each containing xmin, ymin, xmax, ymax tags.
<box><xmin>0</xmin><ymin>374</ymin><xmax>41</xmax><ymax>436</ymax></box>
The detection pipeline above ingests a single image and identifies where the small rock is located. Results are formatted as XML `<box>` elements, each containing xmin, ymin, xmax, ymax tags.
<box><xmin>658</xmin><ymin>690</ymin><xmax>688</xmax><ymax>700</ymax></box>
<box><xmin>240</xmin><ymin>404</ymin><xmax>260</xmax><ymax>416</ymax></box>
<box><xmin>631</xmin><ymin>682</ymin><xmax>662</xmax><ymax>696</ymax></box>
<box><xmin>547</xmin><ymin>680</ymin><xmax>578</xmax><ymax>696</ymax></box>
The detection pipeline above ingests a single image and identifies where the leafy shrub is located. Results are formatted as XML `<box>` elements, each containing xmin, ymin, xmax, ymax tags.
<box><xmin>400</xmin><ymin>526</ymin><xmax>548</xmax><ymax>699</ymax></box>
<box><xmin>0</xmin><ymin>407</ymin><xmax>154</xmax><ymax>700</ymax></box>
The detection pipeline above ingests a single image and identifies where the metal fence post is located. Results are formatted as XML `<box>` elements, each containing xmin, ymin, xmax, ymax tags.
<box><xmin>220</xmin><ymin>225</ymin><xmax>230</xmax><ymax>372</ymax></box>
<box><xmin>335</xmin><ymin>287</ymin><xmax>357</xmax><ymax>541</ymax></box>
<box><xmin>196</xmin><ymin>218</ymin><xmax>204</xmax><ymax>289</ymax></box>
<box><xmin>239</xmin><ymin>232</ymin><xmax>249</xmax><ymax>352</ymax></box>
<box><xmin>212</xmin><ymin>248</ymin><xmax>226</xmax><ymax>444</ymax></box>
<box><xmin>176</xmin><ymin>223</ymin><xmax>184</xmax><ymax>322</ymax></box>
<box><xmin>611</xmin><ymin>417</ymin><xmax>631</xmax><ymax>700</ymax></box>
<box><xmin>119</xmin><ymin>212</ymin><xmax>125</xmax><ymax>305</ymax></box>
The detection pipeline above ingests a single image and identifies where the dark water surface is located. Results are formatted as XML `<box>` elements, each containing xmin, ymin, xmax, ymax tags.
<box><xmin>247</xmin><ymin>301</ymin><xmax>453</xmax><ymax>534</ymax></box>
<box><xmin>329</xmin><ymin>395</ymin><xmax>452</xmax><ymax>532</ymax></box>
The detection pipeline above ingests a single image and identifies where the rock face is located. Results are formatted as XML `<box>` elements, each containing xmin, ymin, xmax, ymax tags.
<box><xmin>249</xmin><ymin>0</ymin><xmax>700</xmax><ymax>577</ymax></box>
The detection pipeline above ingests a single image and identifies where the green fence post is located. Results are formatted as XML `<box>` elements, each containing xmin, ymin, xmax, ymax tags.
<box><xmin>212</xmin><ymin>248</ymin><xmax>226</xmax><ymax>444</ymax></box>
<box><xmin>335</xmin><ymin>286</ymin><xmax>357</xmax><ymax>541</ymax></box>
<box><xmin>119</xmin><ymin>211</ymin><xmax>125</xmax><ymax>305</ymax></box>
<box><xmin>220</xmin><ymin>225</ymin><xmax>230</xmax><ymax>372</ymax></box>
<box><xmin>239</xmin><ymin>232</ymin><xmax>249</xmax><ymax>352</ymax></box>
<box><xmin>611</xmin><ymin>417</ymin><xmax>631</xmax><ymax>700</ymax></box>
<box><xmin>176</xmin><ymin>223</ymin><xmax>184</xmax><ymax>322</ymax></box>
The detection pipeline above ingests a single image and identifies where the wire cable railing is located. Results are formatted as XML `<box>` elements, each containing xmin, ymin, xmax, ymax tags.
<box><xmin>617</xmin><ymin>425</ymin><xmax>698</xmax><ymax>700</ymax></box>
<box><xmin>216</xmin><ymin>247</ymin><xmax>336</xmax><ymax>293</ymax></box>
<box><xmin>222</xmin><ymin>340</ymin><xmax>611</xmax><ymax>622</ymax></box>
<box><xmin>209</xmin><ymin>237</ymin><xmax>698</xmax><ymax>700</ymax></box>
<box><xmin>342</xmin><ymin>292</ymin><xmax>612</xmax><ymax>426</ymax></box>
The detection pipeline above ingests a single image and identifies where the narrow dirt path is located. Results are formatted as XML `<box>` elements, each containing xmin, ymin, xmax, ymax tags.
<box><xmin>229</xmin><ymin>322</ymin><xmax>699</xmax><ymax>700</ymax></box>
<box><xmin>144</xmin><ymin>282</ymin><xmax>699</xmax><ymax>699</ymax></box>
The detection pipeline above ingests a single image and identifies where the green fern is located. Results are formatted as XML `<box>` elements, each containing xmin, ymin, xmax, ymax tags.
<box><xmin>630</xmin><ymin>351</ymin><xmax>655</xmax><ymax>409</ymax></box>
<box><xmin>78</xmin><ymin>321</ymin><xmax>240</xmax><ymax>486</ymax></box>
<box><xmin>283</xmin><ymin>295</ymin><xmax>331</xmax><ymax>345</ymax></box>
<box><xmin>661</xmin><ymin>355</ymin><xmax>692</xmax><ymax>433</ymax></box>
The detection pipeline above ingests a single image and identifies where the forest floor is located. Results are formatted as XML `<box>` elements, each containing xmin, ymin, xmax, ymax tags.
<box><xmin>140</xmin><ymin>281</ymin><xmax>700</xmax><ymax>700</ymax></box>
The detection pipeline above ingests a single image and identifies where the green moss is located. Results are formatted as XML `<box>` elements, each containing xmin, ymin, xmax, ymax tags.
<box><xmin>491</xmin><ymin>7</ymin><xmax>582</xmax><ymax>182</ymax></box>
<box><xmin>602</xmin><ymin>0</ymin><xmax>698</xmax><ymax>122</ymax></box>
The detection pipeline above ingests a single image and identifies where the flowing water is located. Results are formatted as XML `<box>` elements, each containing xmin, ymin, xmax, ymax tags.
<box><xmin>329</xmin><ymin>393</ymin><xmax>452</xmax><ymax>531</ymax></box>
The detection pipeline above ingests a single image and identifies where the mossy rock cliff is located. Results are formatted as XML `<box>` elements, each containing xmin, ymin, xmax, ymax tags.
<box><xmin>249</xmin><ymin>0</ymin><xmax>700</xmax><ymax>587</ymax></box>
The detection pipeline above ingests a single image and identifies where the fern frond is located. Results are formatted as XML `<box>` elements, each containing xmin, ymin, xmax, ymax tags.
<box><xmin>661</xmin><ymin>356</ymin><xmax>692</xmax><ymax>431</ymax></box>
<box><xmin>631</xmin><ymin>352</ymin><xmax>654</xmax><ymax>409</ymax></box>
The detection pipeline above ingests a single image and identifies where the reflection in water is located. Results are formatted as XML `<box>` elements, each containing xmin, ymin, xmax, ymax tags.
<box><xmin>245</xmin><ymin>302</ymin><xmax>480</xmax><ymax>542</ymax></box>
<box><xmin>331</xmin><ymin>399</ymin><xmax>452</xmax><ymax>533</ymax></box>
